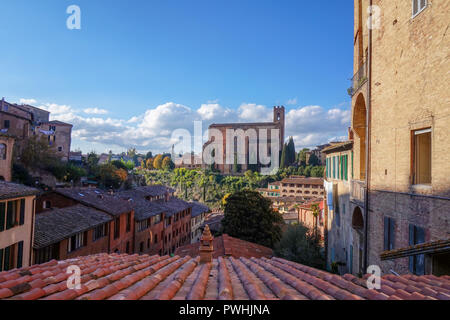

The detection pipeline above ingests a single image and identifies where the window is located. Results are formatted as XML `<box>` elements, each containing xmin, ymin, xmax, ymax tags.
<box><xmin>138</xmin><ymin>219</ymin><xmax>150</xmax><ymax>232</ymax></box>
<box><xmin>413</xmin><ymin>128</ymin><xmax>431</xmax><ymax>185</ymax></box>
<box><xmin>0</xmin><ymin>242</ymin><xmax>22</xmax><ymax>271</ymax></box>
<box><xmin>43</xmin><ymin>200</ymin><xmax>51</xmax><ymax>209</ymax></box>
<box><xmin>409</xmin><ymin>224</ymin><xmax>425</xmax><ymax>275</ymax></box>
<box><xmin>412</xmin><ymin>0</ymin><xmax>427</xmax><ymax>18</ymax></box>
<box><xmin>93</xmin><ymin>224</ymin><xmax>108</xmax><ymax>241</ymax></box>
<box><xmin>126</xmin><ymin>241</ymin><xmax>130</xmax><ymax>253</ymax></box>
<box><xmin>5</xmin><ymin>200</ymin><xmax>22</xmax><ymax>230</ymax></box>
<box><xmin>68</xmin><ymin>232</ymin><xmax>85</xmax><ymax>253</ymax></box>
<box><xmin>0</xmin><ymin>144</ymin><xmax>6</xmax><ymax>160</ymax></box>
<box><xmin>114</xmin><ymin>217</ymin><xmax>120</xmax><ymax>239</ymax></box>
<box><xmin>139</xmin><ymin>242</ymin><xmax>144</xmax><ymax>252</ymax></box>
<box><xmin>58</xmin><ymin>147</ymin><xmax>63</xmax><ymax>152</ymax></box>
<box><xmin>384</xmin><ymin>217</ymin><xmax>395</xmax><ymax>251</ymax></box>
<box><xmin>154</xmin><ymin>234</ymin><xmax>158</xmax><ymax>244</ymax></box>
<box><xmin>3</xmin><ymin>120</ymin><xmax>10</xmax><ymax>129</ymax></box>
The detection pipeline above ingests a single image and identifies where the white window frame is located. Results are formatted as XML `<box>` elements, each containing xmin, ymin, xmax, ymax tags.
<box><xmin>412</xmin><ymin>0</ymin><xmax>428</xmax><ymax>19</ymax></box>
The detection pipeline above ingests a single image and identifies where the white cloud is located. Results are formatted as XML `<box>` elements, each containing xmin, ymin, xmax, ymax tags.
<box><xmin>19</xmin><ymin>98</ymin><xmax>37</xmax><ymax>105</ymax></box>
<box><xmin>286</xmin><ymin>97</ymin><xmax>298</xmax><ymax>105</ymax></box>
<box><xmin>238</xmin><ymin>103</ymin><xmax>272</xmax><ymax>122</ymax></box>
<box><xmin>34</xmin><ymin>99</ymin><xmax>349</xmax><ymax>154</ymax></box>
<box><xmin>83</xmin><ymin>108</ymin><xmax>108</xmax><ymax>115</ymax></box>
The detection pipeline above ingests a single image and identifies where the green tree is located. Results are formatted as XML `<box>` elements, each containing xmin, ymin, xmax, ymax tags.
<box><xmin>162</xmin><ymin>156</ymin><xmax>175</xmax><ymax>171</ymax></box>
<box><xmin>87</xmin><ymin>151</ymin><xmax>99</xmax><ymax>167</ymax></box>
<box><xmin>98</xmin><ymin>164</ymin><xmax>125</xmax><ymax>189</ymax></box>
<box><xmin>287</xmin><ymin>137</ymin><xmax>296</xmax><ymax>165</ymax></box>
<box><xmin>145</xmin><ymin>151</ymin><xmax>153</xmax><ymax>160</ymax></box>
<box><xmin>298</xmin><ymin>148</ymin><xmax>309</xmax><ymax>166</ymax></box>
<box><xmin>222</xmin><ymin>190</ymin><xmax>283</xmax><ymax>248</ymax></box>
<box><xmin>111</xmin><ymin>160</ymin><xmax>127</xmax><ymax>170</ymax></box>
<box><xmin>20</xmin><ymin>135</ymin><xmax>59</xmax><ymax>169</ymax></box>
<box><xmin>308</xmin><ymin>153</ymin><xmax>320</xmax><ymax>166</ymax></box>
<box><xmin>280</xmin><ymin>143</ymin><xmax>288</xmax><ymax>169</ymax></box>
<box><xmin>274</xmin><ymin>223</ymin><xmax>325</xmax><ymax>270</ymax></box>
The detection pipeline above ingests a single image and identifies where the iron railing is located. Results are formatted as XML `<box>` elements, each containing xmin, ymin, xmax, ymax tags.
<box><xmin>348</xmin><ymin>61</ymin><xmax>368</xmax><ymax>96</ymax></box>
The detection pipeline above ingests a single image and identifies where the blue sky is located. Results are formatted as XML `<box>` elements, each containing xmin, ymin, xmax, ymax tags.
<box><xmin>0</xmin><ymin>0</ymin><xmax>354</xmax><ymax>154</ymax></box>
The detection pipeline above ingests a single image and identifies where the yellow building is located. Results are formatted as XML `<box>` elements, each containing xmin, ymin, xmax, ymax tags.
<box><xmin>348</xmin><ymin>0</ymin><xmax>450</xmax><ymax>276</ymax></box>
<box><xmin>0</xmin><ymin>182</ymin><xmax>39</xmax><ymax>270</ymax></box>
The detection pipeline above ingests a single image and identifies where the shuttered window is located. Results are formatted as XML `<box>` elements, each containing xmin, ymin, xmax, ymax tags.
<box><xmin>6</xmin><ymin>201</ymin><xmax>14</xmax><ymax>230</ymax></box>
<box><xmin>0</xmin><ymin>202</ymin><xmax>5</xmax><ymax>232</ymax></box>
<box><xmin>3</xmin><ymin>246</ymin><xmax>11</xmax><ymax>271</ymax></box>
<box><xmin>19</xmin><ymin>199</ymin><xmax>25</xmax><ymax>225</ymax></box>
<box><xmin>17</xmin><ymin>241</ymin><xmax>23</xmax><ymax>268</ymax></box>
<box><xmin>409</xmin><ymin>225</ymin><xmax>425</xmax><ymax>275</ymax></box>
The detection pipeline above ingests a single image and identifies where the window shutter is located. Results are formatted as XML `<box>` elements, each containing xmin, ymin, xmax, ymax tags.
<box><xmin>389</xmin><ymin>219</ymin><xmax>395</xmax><ymax>250</ymax></box>
<box><xmin>0</xmin><ymin>248</ymin><xmax>3</xmax><ymax>272</ymax></box>
<box><xmin>384</xmin><ymin>217</ymin><xmax>389</xmax><ymax>251</ymax></box>
<box><xmin>4</xmin><ymin>246</ymin><xmax>10</xmax><ymax>271</ymax></box>
<box><xmin>17</xmin><ymin>241</ymin><xmax>24</xmax><ymax>268</ymax></box>
<box><xmin>19</xmin><ymin>199</ymin><xmax>25</xmax><ymax>225</ymax></box>
<box><xmin>6</xmin><ymin>202</ymin><xmax>13</xmax><ymax>230</ymax></box>
<box><xmin>409</xmin><ymin>224</ymin><xmax>415</xmax><ymax>272</ymax></box>
<box><xmin>0</xmin><ymin>202</ymin><xmax>5</xmax><ymax>231</ymax></box>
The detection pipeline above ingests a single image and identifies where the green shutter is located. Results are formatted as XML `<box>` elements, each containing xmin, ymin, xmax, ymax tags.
<box><xmin>346</xmin><ymin>155</ymin><xmax>349</xmax><ymax>180</ymax></box>
<box><xmin>351</xmin><ymin>151</ymin><xmax>354</xmax><ymax>179</ymax></box>
<box><xmin>19</xmin><ymin>199</ymin><xmax>25</xmax><ymax>225</ymax></box>
<box><xmin>17</xmin><ymin>241</ymin><xmax>23</xmax><ymax>268</ymax></box>
<box><xmin>333</xmin><ymin>157</ymin><xmax>336</xmax><ymax>178</ymax></box>
<box><xmin>0</xmin><ymin>202</ymin><xmax>5</xmax><ymax>231</ymax></box>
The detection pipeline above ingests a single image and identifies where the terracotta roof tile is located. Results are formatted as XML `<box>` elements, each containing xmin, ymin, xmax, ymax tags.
<box><xmin>1</xmin><ymin>253</ymin><xmax>449</xmax><ymax>300</ymax></box>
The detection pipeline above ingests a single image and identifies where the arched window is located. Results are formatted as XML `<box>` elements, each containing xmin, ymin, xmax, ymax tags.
<box><xmin>0</xmin><ymin>143</ymin><xmax>6</xmax><ymax>160</ymax></box>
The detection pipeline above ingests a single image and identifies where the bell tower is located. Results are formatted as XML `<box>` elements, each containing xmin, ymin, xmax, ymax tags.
<box><xmin>273</xmin><ymin>106</ymin><xmax>285</xmax><ymax>147</ymax></box>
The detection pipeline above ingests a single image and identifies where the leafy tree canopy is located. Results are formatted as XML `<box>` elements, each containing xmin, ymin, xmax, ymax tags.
<box><xmin>221</xmin><ymin>190</ymin><xmax>283</xmax><ymax>248</ymax></box>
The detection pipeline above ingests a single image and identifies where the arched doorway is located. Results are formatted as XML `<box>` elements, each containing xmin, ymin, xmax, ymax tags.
<box><xmin>353</xmin><ymin>93</ymin><xmax>367</xmax><ymax>180</ymax></box>
<box><xmin>352</xmin><ymin>206</ymin><xmax>364</xmax><ymax>230</ymax></box>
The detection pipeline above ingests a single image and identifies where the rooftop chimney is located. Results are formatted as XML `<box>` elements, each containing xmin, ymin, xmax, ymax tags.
<box><xmin>199</xmin><ymin>225</ymin><xmax>214</xmax><ymax>263</ymax></box>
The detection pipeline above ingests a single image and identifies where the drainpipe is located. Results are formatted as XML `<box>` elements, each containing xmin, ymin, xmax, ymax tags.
<box><xmin>363</xmin><ymin>0</ymin><xmax>373</xmax><ymax>273</ymax></box>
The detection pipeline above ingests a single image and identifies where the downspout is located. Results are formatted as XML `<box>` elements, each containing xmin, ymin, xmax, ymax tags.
<box><xmin>363</xmin><ymin>0</ymin><xmax>373</xmax><ymax>272</ymax></box>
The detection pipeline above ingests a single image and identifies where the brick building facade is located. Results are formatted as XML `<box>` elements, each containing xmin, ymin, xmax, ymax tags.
<box><xmin>347</xmin><ymin>0</ymin><xmax>450</xmax><ymax>276</ymax></box>
<box><xmin>203</xmin><ymin>106</ymin><xmax>285</xmax><ymax>174</ymax></box>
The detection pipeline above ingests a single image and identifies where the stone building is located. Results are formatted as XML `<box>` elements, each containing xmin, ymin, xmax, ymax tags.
<box><xmin>34</xmin><ymin>120</ymin><xmax>73</xmax><ymax>161</ymax></box>
<box><xmin>0</xmin><ymin>181</ymin><xmax>39</xmax><ymax>270</ymax></box>
<box><xmin>279</xmin><ymin>177</ymin><xmax>325</xmax><ymax>200</ymax></box>
<box><xmin>323</xmin><ymin>141</ymin><xmax>356</xmax><ymax>274</ymax></box>
<box><xmin>0</xmin><ymin>98</ymin><xmax>72</xmax><ymax>162</ymax></box>
<box><xmin>347</xmin><ymin>0</ymin><xmax>450</xmax><ymax>276</ymax></box>
<box><xmin>203</xmin><ymin>106</ymin><xmax>285</xmax><ymax>174</ymax></box>
<box><xmin>0</xmin><ymin>134</ymin><xmax>14</xmax><ymax>182</ymax></box>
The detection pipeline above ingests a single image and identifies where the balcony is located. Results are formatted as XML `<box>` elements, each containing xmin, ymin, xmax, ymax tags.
<box><xmin>350</xmin><ymin>179</ymin><xmax>366</xmax><ymax>206</ymax></box>
<box><xmin>348</xmin><ymin>61</ymin><xmax>368</xmax><ymax>96</ymax></box>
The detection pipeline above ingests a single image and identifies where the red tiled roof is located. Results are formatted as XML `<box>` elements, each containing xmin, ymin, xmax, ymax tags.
<box><xmin>0</xmin><ymin>253</ymin><xmax>449</xmax><ymax>300</ymax></box>
<box><xmin>175</xmin><ymin>234</ymin><xmax>273</xmax><ymax>260</ymax></box>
